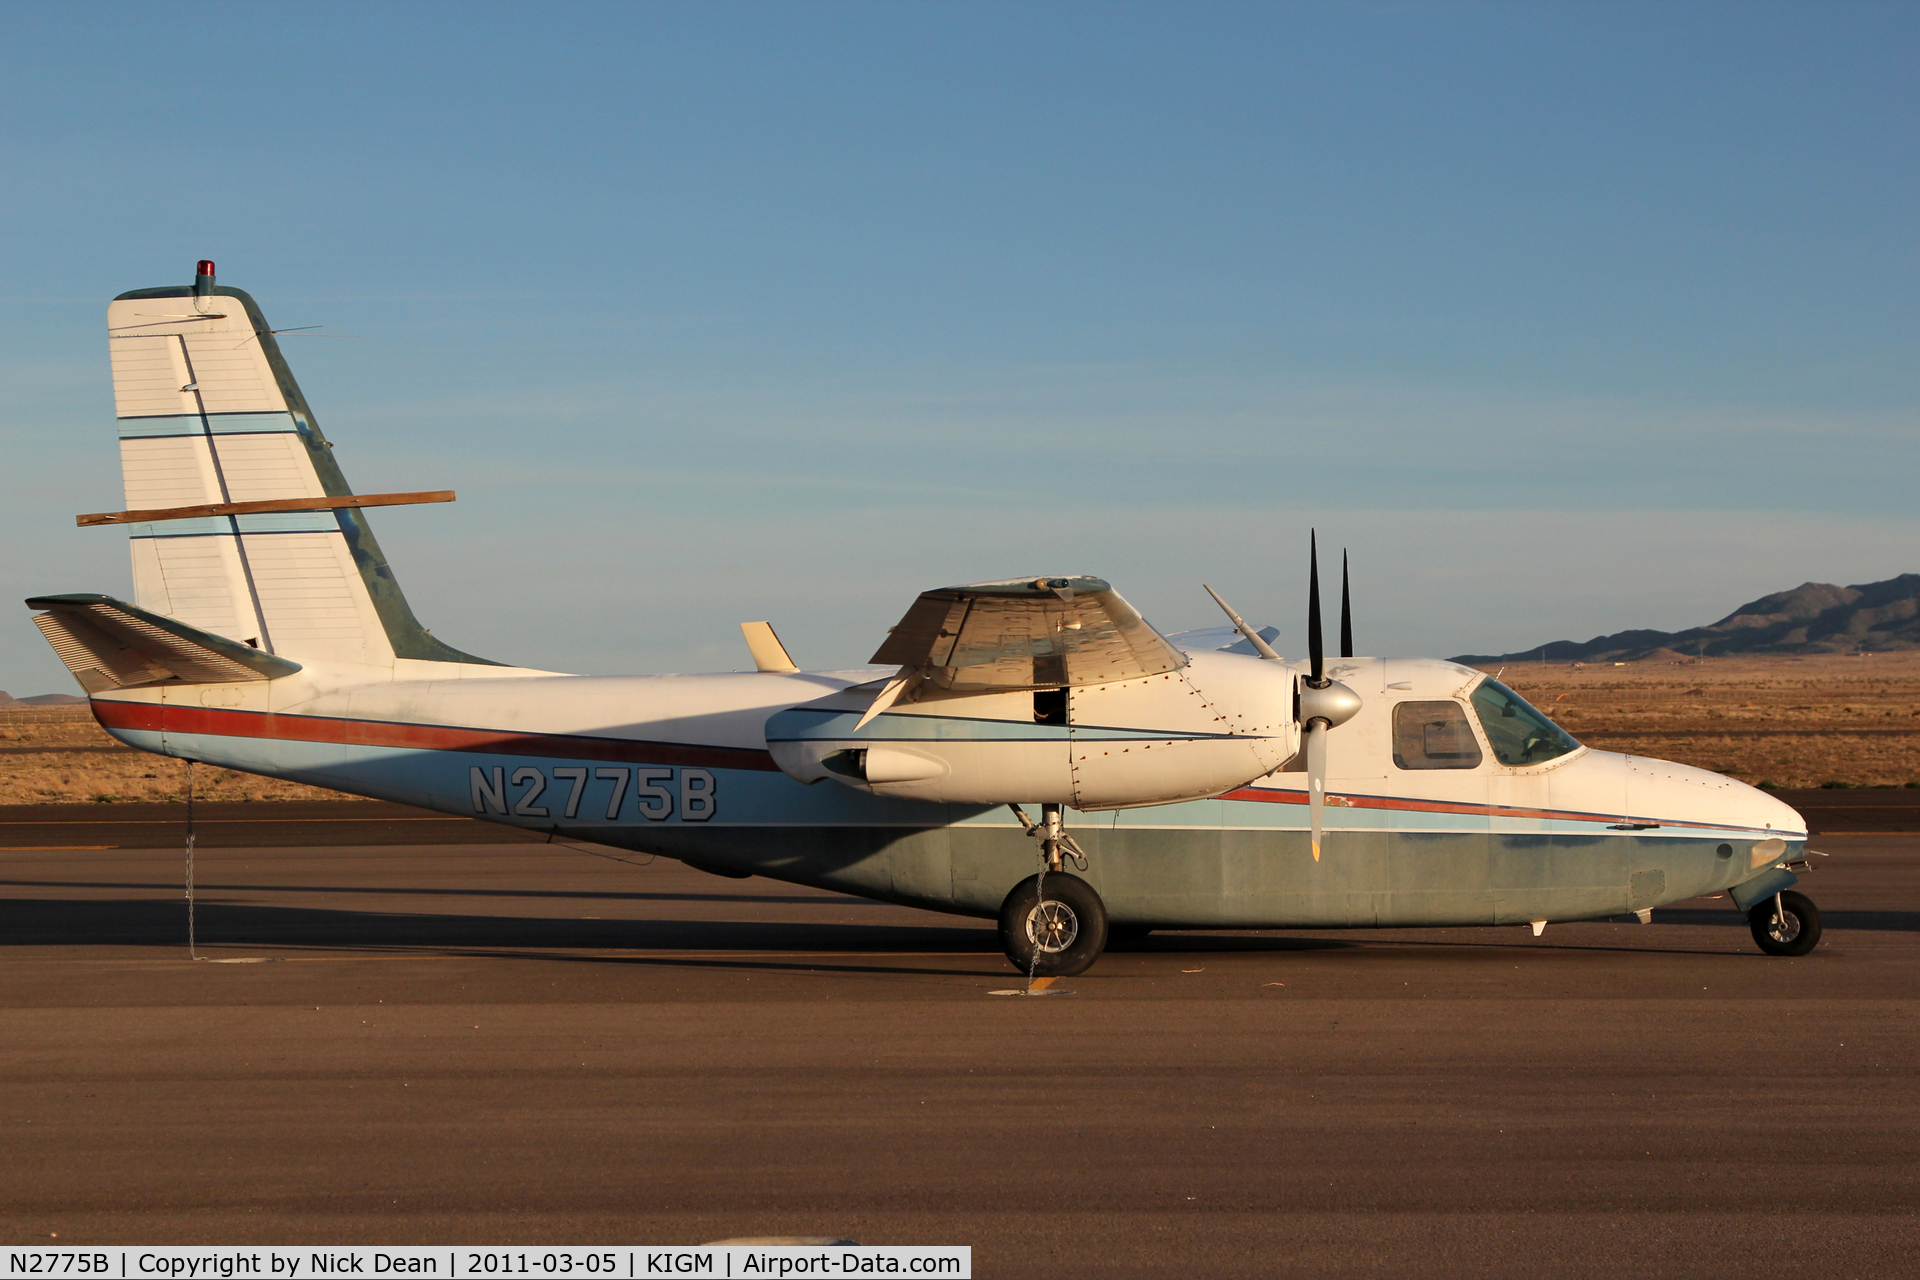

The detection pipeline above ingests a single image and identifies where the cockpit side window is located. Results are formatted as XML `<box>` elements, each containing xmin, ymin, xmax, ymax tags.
<box><xmin>1392</xmin><ymin>701</ymin><xmax>1483</xmax><ymax>770</ymax></box>
<box><xmin>1469</xmin><ymin>678</ymin><xmax>1581</xmax><ymax>767</ymax></box>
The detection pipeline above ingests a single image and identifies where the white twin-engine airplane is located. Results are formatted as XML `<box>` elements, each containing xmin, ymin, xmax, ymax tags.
<box><xmin>28</xmin><ymin>262</ymin><xmax>1823</xmax><ymax>975</ymax></box>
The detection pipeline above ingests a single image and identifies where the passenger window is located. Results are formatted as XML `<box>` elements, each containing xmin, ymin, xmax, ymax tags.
<box><xmin>1392</xmin><ymin>701</ymin><xmax>1483</xmax><ymax>770</ymax></box>
<box><xmin>1033</xmin><ymin>687</ymin><xmax>1067</xmax><ymax>726</ymax></box>
<box><xmin>1469</xmin><ymin>678</ymin><xmax>1581</xmax><ymax>766</ymax></box>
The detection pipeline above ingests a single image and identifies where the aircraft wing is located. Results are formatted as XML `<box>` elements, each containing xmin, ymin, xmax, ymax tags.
<box><xmin>27</xmin><ymin>593</ymin><xmax>303</xmax><ymax>693</ymax></box>
<box><xmin>869</xmin><ymin>576</ymin><xmax>1187</xmax><ymax>691</ymax></box>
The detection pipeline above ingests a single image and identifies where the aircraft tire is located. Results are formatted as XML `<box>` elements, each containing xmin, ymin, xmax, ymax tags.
<box><xmin>1749</xmin><ymin>890</ymin><xmax>1821</xmax><ymax>957</ymax></box>
<box><xmin>999</xmin><ymin>873</ymin><xmax>1108</xmax><ymax>977</ymax></box>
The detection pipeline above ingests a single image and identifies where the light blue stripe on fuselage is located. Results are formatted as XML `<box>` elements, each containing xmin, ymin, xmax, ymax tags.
<box><xmin>118</xmin><ymin>412</ymin><xmax>296</xmax><ymax>438</ymax></box>
<box><xmin>123</xmin><ymin>728</ymin><xmax>972</xmax><ymax>830</ymax></box>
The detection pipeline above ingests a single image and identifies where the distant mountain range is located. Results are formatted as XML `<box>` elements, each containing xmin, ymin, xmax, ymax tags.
<box><xmin>1454</xmin><ymin>573</ymin><xmax>1920</xmax><ymax>665</ymax></box>
<box><xmin>7</xmin><ymin>575</ymin><xmax>1917</xmax><ymax>689</ymax></box>
<box><xmin>0</xmin><ymin>690</ymin><xmax>87</xmax><ymax>707</ymax></box>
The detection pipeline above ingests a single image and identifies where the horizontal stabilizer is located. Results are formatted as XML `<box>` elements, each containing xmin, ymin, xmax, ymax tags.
<box><xmin>27</xmin><ymin>592</ymin><xmax>302</xmax><ymax>693</ymax></box>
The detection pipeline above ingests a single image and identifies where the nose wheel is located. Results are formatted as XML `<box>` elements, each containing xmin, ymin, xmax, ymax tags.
<box><xmin>999</xmin><ymin>873</ymin><xmax>1109</xmax><ymax>977</ymax></box>
<box><xmin>1749</xmin><ymin>889</ymin><xmax>1822</xmax><ymax>957</ymax></box>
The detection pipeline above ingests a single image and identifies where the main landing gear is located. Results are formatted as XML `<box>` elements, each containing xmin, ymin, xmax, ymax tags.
<box><xmin>1749</xmin><ymin>889</ymin><xmax>1822</xmax><ymax>957</ymax></box>
<box><xmin>1000</xmin><ymin>803</ymin><xmax>1109</xmax><ymax>977</ymax></box>
<box><xmin>1000</xmin><ymin>872</ymin><xmax>1109</xmax><ymax>977</ymax></box>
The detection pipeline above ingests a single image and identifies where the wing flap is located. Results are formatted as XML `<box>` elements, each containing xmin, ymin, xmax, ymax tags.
<box><xmin>870</xmin><ymin>576</ymin><xmax>1185</xmax><ymax>691</ymax></box>
<box><xmin>27</xmin><ymin>592</ymin><xmax>303</xmax><ymax>693</ymax></box>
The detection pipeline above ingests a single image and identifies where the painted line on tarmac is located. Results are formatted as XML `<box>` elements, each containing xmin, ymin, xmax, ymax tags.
<box><xmin>988</xmin><ymin>976</ymin><xmax>1076</xmax><ymax>996</ymax></box>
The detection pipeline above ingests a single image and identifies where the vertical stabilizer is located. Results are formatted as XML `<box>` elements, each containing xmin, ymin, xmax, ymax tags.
<box><xmin>106</xmin><ymin>262</ymin><xmax>493</xmax><ymax>668</ymax></box>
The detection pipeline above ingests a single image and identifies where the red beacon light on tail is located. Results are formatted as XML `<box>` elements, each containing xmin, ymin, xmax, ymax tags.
<box><xmin>194</xmin><ymin>259</ymin><xmax>216</xmax><ymax>296</ymax></box>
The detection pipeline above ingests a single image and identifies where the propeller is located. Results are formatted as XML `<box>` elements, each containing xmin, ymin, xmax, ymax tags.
<box><xmin>1340</xmin><ymin>551</ymin><xmax>1353</xmax><ymax>659</ymax></box>
<box><xmin>1298</xmin><ymin>531</ymin><xmax>1362</xmax><ymax>861</ymax></box>
<box><xmin>1201</xmin><ymin>534</ymin><xmax>1362</xmax><ymax>863</ymax></box>
<box><xmin>1307</xmin><ymin>531</ymin><xmax>1324</xmax><ymax>684</ymax></box>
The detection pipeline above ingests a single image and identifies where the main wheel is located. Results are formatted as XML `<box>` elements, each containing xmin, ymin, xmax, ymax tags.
<box><xmin>998</xmin><ymin>873</ymin><xmax>1108</xmax><ymax>977</ymax></box>
<box><xmin>1749</xmin><ymin>890</ymin><xmax>1822</xmax><ymax>957</ymax></box>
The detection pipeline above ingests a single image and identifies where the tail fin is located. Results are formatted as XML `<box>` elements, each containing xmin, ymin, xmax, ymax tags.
<box><xmin>105</xmin><ymin>261</ymin><xmax>493</xmax><ymax>668</ymax></box>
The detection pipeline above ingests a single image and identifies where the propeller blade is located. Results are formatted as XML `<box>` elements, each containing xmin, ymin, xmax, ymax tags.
<box><xmin>1340</xmin><ymin>550</ymin><xmax>1353</xmax><ymax>659</ymax></box>
<box><xmin>1306</xmin><ymin>719</ymin><xmax>1328</xmax><ymax>861</ymax></box>
<box><xmin>1202</xmin><ymin>584</ymin><xmax>1283</xmax><ymax>661</ymax></box>
<box><xmin>1307</xmin><ymin>531</ymin><xmax>1324</xmax><ymax>685</ymax></box>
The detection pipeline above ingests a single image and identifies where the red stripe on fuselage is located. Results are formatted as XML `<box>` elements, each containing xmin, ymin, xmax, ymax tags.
<box><xmin>1218</xmin><ymin>785</ymin><xmax>1770</xmax><ymax>834</ymax></box>
<box><xmin>90</xmin><ymin>699</ymin><xmax>783</xmax><ymax>772</ymax></box>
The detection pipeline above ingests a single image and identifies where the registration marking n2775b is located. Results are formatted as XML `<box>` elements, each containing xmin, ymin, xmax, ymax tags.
<box><xmin>470</xmin><ymin>765</ymin><xmax>715</xmax><ymax>821</ymax></box>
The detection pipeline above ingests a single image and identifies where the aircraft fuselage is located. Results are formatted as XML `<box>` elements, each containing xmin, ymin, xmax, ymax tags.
<box><xmin>88</xmin><ymin>652</ymin><xmax>1805</xmax><ymax>931</ymax></box>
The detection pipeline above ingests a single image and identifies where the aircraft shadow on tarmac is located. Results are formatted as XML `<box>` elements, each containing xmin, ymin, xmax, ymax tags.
<box><xmin>3</xmin><ymin>893</ymin><xmax>1915</xmax><ymax>968</ymax></box>
<box><xmin>0</xmin><ymin>894</ymin><xmax>1354</xmax><ymax>967</ymax></box>
<box><xmin>1651</xmin><ymin>905</ymin><xmax>1920</xmax><ymax>933</ymax></box>
<box><xmin>0</xmin><ymin>876</ymin><xmax>861</xmax><ymax>906</ymax></box>
<box><xmin>0</xmin><ymin>896</ymin><xmax>985</xmax><ymax>953</ymax></box>
<box><xmin>14</xmin><ymin>881</ymin><xmax>1910</xmax><ymax>933</ymax></box>
<box><xmin>7</xmin><ymin>886</ymin><xmax>1912</xmax><ymax>974</ymax></box>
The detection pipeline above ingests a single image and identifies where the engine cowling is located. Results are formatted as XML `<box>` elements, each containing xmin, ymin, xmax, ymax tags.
<box><xmin>765</xmin><ymin>649</ymin><xmax>1299</xmax><ymax>809</ymax></box>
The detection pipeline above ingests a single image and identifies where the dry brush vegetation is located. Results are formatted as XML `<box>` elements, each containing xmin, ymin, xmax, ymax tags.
<box><xmin>1487</xmin><ymin>651</ymin><xmax>1920</xmax><ymax>790</ymax></box>
<box><xmin>0</xmin><ymin>709</ymin><xmax>361</xmax><ymax>804</ymax></box>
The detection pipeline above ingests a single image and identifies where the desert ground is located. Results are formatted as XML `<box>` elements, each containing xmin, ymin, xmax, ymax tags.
<box><xmin>3</xmin><ymin>651</ymin><xmax>1917</xmax><ymax>803</ymax></box>
<box><xmin>0</xmin><ymin>705</ymin><xmax>357</xmax><ymax>803</ymax></box>
<box><xmin>1483</xmin><ymin>650</ymin><xmax>1920</xmax><ymax>789</ymax></box>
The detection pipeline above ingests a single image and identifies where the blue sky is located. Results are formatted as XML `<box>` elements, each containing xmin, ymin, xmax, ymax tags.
<box><xmin>3</xmin><ymin>2</ymin><xmax>1916</xmax><ymax>687</ymax></box>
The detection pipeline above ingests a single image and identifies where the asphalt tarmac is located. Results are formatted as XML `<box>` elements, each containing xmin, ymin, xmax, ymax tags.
<box><xmin>2</xmin><ymin>798</ymin><xmax>1916</xmax><ymax>1278</ymax></box>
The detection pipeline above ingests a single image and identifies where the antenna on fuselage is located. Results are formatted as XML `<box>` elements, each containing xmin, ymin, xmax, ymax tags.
<box><xmin>1201</xmin><ymin>584</ymin><xmax>1283</xmax><ymax>661</ymax></box>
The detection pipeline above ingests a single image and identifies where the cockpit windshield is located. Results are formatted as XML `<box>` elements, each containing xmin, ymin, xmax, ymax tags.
<box><xmin>1468</xmin><ymin>678</ymin><xmax>1581</xmax><ymax>767</ymax></box>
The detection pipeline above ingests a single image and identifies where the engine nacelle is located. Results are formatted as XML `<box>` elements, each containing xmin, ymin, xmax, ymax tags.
<box><xmin>765</xmin><ymin>649</ymin><xmax>1300</xmax><ymax>809</ymax></box>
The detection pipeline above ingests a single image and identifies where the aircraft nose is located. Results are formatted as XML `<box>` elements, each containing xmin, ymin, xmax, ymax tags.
<box><xmin>1625</xmin><ymin>754</ymin><xmax>1807</xmax><ymax>838</ymax></box>
<box><xmin>1749</xmin><ymin>784</ymin><xmax>1808</xmax><ymax>839</ymax></box>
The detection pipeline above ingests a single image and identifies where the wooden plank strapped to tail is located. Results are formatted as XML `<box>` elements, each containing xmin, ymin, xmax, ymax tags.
<box><xmin>76</xmin><ymin>490</ymin><xmax>456</xmax><ymax>527</ymax></box>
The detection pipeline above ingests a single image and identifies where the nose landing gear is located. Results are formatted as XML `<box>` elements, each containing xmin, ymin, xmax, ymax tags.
<box><xmin>1749</xmin><ymin>889</ymin><xmax>1822</xmax><ymax>957</ymax></box>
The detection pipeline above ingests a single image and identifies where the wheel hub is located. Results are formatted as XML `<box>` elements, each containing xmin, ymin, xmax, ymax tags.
<box><xmin>1026</xmin><ymin>900</ymin><xmax>1080</xmax><ymax>953</ymax></box>
<box><xmin>1767</xmin><ymin>910</ymin><xmax>1802</xmax><ymax>944</ymax></box>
